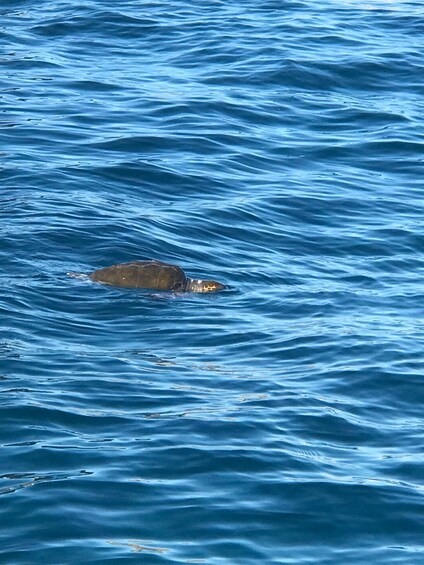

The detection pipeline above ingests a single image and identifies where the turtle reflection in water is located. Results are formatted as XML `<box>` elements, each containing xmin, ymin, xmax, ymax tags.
<box><xmin>88</xmin><ymin>260</ymin><xmax>226</xmax><ymax>293</ymax></box>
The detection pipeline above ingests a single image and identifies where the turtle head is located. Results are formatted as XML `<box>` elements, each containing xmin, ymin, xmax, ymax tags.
<box><xmin>186</xmin><ymin>278</ymin><xmax>226</xmax><ymax>293</ymax></box>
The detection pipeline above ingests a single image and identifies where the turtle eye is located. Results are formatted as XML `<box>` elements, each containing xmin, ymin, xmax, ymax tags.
<box><xmin>206</xmin><ymin>284</ymin><xmax>218</xmax><ymax>292</ymax></box>
<box><xmin>202</xmin><ymin>281</ymin><xmax>225</xmax><ymax>292</ymax></box>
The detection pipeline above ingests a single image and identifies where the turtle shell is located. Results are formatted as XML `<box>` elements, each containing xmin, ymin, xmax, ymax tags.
<box><xmin>89</xmin><ymin>260</ymin><xmax>188</xmax><ymax>291</ymax></box>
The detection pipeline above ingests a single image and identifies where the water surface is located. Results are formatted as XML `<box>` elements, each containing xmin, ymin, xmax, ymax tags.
<box><xmin>1</xmin><ymin>1</ymin><xmax>424</xmax><ymax>563</ymax></box>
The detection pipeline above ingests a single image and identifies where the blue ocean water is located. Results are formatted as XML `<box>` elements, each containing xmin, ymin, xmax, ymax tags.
<box><xmin>1</xmin><ymin>0</ymin><xmax>424</xmax><ymax>563</ymax></box>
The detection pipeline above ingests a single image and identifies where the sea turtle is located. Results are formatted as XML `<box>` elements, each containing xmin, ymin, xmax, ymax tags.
<box><xmin>88</xmin><ymin>260</ymin><xmax>225</xmax><ymax>292</ymax></box>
